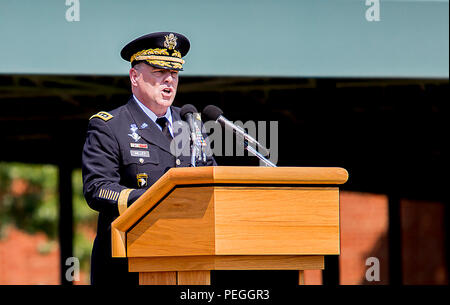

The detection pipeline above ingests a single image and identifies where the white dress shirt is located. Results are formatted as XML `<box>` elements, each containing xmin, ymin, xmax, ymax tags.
<box><xmin>133</xmin><ymin>95</ymin><xmax>173</xmax><ymax>137</ymax></box>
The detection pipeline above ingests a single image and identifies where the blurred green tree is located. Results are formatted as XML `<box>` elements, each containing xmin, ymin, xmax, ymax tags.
<box><xmin>0</xmin><ymin>162</ymin><xmax>97</xmax><ymax>279</ymax></box>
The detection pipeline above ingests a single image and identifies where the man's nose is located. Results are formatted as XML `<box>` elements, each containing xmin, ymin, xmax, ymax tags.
<box><xmin>163</xmin><ymin>72</ymin><xmax>174</xmax><ymax>83</ymax></box>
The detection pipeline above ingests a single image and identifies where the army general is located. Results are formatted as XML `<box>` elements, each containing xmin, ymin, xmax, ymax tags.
<box><xmin>82</xmin><ymin>32</ymin><xmax>216</xmax><ymax>285</ymax></box>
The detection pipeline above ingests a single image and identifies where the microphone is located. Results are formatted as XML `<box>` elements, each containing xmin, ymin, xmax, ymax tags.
<box><xmin>180</xmin><ymin>104</ymin><xmax>205</xmax><ymax>166</ymax></box>
<box><xmin>202</xmin><ymin>105</ymin><xmax>275</xmax><ymax>167</ymax></box>
<box><xmin>180</xmin><ymin>104</ymin><xmax>197</xmax><ymax>138</ymax></box>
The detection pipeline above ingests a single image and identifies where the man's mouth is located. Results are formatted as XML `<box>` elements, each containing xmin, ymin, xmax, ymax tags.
<box><xmin>161</xmin><ymin>87</ymin><xmax>174</xmax><ymax>99</ymax></box>
<box><xmin>162</xmin><ymin>88</ymin><xmax>173</xmax><ymax>94</ymax></box>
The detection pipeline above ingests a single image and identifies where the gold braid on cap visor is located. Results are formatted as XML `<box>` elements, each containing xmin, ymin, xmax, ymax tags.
<box><xmin>130</xmin><ymin>48</ymin><xmax>184</xmax><ymax>69</ymax></box>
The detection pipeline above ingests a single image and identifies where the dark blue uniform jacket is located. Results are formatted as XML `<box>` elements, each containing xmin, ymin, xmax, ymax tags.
<box><xmin>82</xmin><ymin>97</ymin><xmax>216</xmax><ymax>285</ymax></box>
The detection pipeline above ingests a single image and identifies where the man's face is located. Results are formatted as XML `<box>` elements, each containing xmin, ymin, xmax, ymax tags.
<box><xmin>130</xmin><ymin>63</ymin><xmax>179</xmax><ymax>114</ymax></box>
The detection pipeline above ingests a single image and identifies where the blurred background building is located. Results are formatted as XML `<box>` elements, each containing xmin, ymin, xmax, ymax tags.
<box><xmin>0</xmin><ymin>0</ymin><xmax>448</xmax><ymax>285</ymax></box>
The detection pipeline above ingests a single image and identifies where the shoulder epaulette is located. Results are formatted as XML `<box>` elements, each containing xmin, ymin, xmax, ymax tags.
<box><xmin>90</xmin><ymin>111</ymin><xmax>114</xmax><ymax>122</ymax></box>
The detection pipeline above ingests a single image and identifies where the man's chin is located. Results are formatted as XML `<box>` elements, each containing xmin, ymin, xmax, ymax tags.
<box><xmin>157</xmin><ymin>99</ymin><xmax>174</xmax><ymax>108</ymax></box>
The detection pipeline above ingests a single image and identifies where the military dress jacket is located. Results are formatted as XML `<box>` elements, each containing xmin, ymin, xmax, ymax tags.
<box><xmin>82</xmin><ymin>97</ymin><xmax>216</xmax><ymax>285</ymax></box>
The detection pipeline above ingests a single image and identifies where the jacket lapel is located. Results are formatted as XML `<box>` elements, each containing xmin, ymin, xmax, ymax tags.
<box><xmin>126</xmin><ymin>97</ymin><xmax>173</xmax><ymax>154</ymax></box>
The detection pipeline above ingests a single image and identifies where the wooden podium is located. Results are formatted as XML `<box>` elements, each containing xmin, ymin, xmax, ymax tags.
<box><xmin>111</xmin><ymin>166</ymin><xmax>348</xmax><ymax>285</ymax></box>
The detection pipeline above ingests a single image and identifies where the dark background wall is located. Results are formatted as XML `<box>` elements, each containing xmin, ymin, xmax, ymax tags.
<box><xmin>0</xmin><ymin>75</ymin><xmax>446</xmax><ymax>198</ymax></box>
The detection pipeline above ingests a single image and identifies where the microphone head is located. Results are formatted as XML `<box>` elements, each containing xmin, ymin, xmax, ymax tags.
<box><xmin>202</xmin><ymin>105</ymin><xmax>223</xmax><ymax>121</ymax></box>
<box><xmin>180</xmin><ymin>104</ymin><xmax>198</xmax><ymax>119</ymax></box>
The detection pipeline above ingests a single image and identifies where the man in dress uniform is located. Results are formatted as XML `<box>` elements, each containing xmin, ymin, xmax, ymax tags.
<box><xmin>82</xmin><ymin>32</ymin><xmax>216</xmax><ymax>285</ymax></box>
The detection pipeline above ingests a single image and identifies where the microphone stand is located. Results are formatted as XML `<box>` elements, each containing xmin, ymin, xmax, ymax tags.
<box><xmin>190</xmin><ymin>144</ymin><xmax>197</xmax><ymax>167</ymax></box>
<box><xmin>190</xmin><ymin>119</ymin><xmax>206</xmax><ymax>167</ymax></box>
<box><xmin>243</xmin><ymin>139</ymin><xmax>276</xmax><ymax>167</ymax></box>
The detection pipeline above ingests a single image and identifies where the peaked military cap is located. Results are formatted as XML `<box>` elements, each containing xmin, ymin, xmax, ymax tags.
<box><xmin>121</xmin><ymin>32</ymin><xmax>190</xmax><ymax>71</ymax></box>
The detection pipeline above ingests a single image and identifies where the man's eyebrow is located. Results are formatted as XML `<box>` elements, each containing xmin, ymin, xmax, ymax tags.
<box><xmin>155</xmin><ymin>69</ymin><xmax>178</xmax><ymax>73</ymax></box>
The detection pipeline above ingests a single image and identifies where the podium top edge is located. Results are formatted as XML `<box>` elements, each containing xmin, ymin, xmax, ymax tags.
<box><xmin>167</xmin><ymin>166</ymin><xmax>349</xmax><ymax>185</ymax></box>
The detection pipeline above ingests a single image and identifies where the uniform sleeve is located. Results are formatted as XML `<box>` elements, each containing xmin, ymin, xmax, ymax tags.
<box><xmin>82</xmin><ymin>118</ymin><xmax>143</xmax><ymax>214</ymax></box>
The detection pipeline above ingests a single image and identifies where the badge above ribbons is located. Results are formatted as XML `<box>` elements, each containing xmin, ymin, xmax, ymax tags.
<box><xmin>128</xmin><ymin>124</ymin><xmax>141</xmax><ymax>142</ymax></box>
<box><xmin>136</xmin><ymin>173</ymin><xmax>148</xmax><ymax>188</ymax></box>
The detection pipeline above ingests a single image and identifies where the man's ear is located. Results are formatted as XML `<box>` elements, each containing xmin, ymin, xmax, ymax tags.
<box><xmin>129</xmin><ymin>67</ymin><xmax>139</xmax><ymax>87</ymax></box>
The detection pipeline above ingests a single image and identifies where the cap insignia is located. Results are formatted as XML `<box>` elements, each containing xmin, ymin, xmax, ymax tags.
<box><xmin>164</xmin><ymin>33</ymin><xmax>177</xmax><ymax>50</ymax></box>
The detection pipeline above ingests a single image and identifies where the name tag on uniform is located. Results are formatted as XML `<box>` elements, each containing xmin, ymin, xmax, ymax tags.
<box><xmin>130</xmin><ymin>150</ymin><xmax>150</xmax><ymax>158</ymax></box>
<box><xmin>130</xmin><ymin>143</ymin><xmax>148</xmax><ymax>149</ymax></box>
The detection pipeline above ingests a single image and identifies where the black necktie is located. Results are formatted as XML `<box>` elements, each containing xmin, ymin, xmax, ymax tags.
<box><xmin>156</xmin><ymin>117</ymin><xmax>173</xmax><ymax>141</ymax></box>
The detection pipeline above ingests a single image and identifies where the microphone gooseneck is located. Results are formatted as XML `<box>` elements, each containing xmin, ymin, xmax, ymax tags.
<box><xmin>202</xmin><ymin>105</ymin><xmax>275</xmax><ymax>167</ymax></box>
